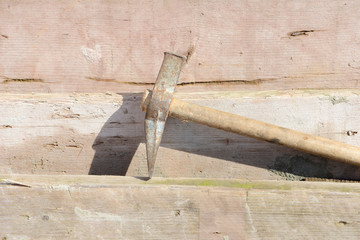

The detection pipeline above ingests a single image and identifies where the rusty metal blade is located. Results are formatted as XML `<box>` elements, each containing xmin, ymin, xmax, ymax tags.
<box><xmin>145</xmin><ymin>52</ymin><xmax>185</xmax><ymax>178</ymax></box>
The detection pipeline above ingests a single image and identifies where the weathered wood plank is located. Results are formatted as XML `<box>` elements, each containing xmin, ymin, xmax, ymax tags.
<box><xmin>0</xmin><ymin>90</ymin><xmax>359</xmax><ymax>179</ymax></box>
<box><xmin>1</xmin><ymin>0</ymin><xmax>360</xmax><ymax>92</ymax></box>
<box><xmin>1</xmin><ymin>175</ymin><xmax>360</xmax><ymax>239</ymax></box>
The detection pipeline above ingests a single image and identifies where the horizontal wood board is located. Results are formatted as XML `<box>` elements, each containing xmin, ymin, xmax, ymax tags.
<box><xmin>1</xmin><ymin>90</ymin><xmax>359</xmax><ymax>180</ymax></box>
<box><xmin>1</xmin><ymin>175</ymin><xmax>360</xmax><ymax>239</ymax></box>
<box><xmin>1</xmin><ymin>0</ymin><xmax>360</xmax><ymax>92</ymax></box>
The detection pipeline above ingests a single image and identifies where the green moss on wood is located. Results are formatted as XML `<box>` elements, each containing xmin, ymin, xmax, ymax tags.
<box><xmin>149</xmin><ymin>179</ymin><xmax>292</xmax><ymax>190</ymax></box>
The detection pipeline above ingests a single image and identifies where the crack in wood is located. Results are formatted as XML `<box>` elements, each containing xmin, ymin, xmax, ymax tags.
<box><xmin>288</xmin><ymin>30</ymin><xmax>315</xmax><ymax>37</ymax></box>
<box><xmin>86</xmin><ymin>77</ymin><xmax>274</xmax><ymax>86</ymax></box>
<box><xmin>304</xmin><ymin>177</ymin><xmax>360</xmax><ymax>183</ymax></box>
<box><xmin>86</xmin><ymin>77</ymin><xmax>123</xmax><ymax>83</ymax></box>
<box><xmin>287</xmin><ymin>30</ymin><xmax>324</xmax><ymax>37</ymax></box>
<box><xmin>1</xmin><ymin>76</ymin><xmax>44</xmax><ymax>84</ymax></box>
<box><xmin>65</xmin><ymin>144</ymin><xmax>83</xmax><ymax>148</ymax></box>
<box><xmin>178</xmin><ymin>79</ymin><xmax>270</xmax><ymax>86</ymax></box>
<box><xmin>0</xmin><ymin>179</ymin><xmax>31</xmax><ymax>188</ymax></box>
<box><xmin>87</xmin><ymin>73</ymin><xmax>337</xmax><ymax>87</ymax></box>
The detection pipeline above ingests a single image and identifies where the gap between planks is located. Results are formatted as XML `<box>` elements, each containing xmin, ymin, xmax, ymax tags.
<box><xmin>2</xmin><ymin>174</ymin><xmax>360</xmax><ymax>192</ymax></box>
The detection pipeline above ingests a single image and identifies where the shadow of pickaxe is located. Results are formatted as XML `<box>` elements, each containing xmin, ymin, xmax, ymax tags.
<box><xmin>142</xmin><ymin>52</ymin><xmax>360</xmax><ymax>178</ymax></box>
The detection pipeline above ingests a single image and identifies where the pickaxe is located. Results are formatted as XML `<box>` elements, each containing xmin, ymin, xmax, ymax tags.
<box><xmin>141</xmin><ymin>52</ymin><xmax>360</xmax><ymax>178</ymax></box>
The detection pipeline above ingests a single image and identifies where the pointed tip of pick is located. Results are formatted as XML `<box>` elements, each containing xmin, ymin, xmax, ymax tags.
<box><xmin>148</xmin><ymin>170</ymin><xmax>153</xmax><ymax>179</ymax></box>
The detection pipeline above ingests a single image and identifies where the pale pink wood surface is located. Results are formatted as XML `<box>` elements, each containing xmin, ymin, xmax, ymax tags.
<box><xmin>1</xmin><ymin>0</ymin><xmax>360</xmax><ymax>92</ymax></box>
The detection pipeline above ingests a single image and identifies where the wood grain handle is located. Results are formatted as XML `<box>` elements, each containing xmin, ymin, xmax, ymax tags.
<box><xmin>169</xmin><ymin>98</ymin><xmax>360</xmax><ymax>167</ymax></box>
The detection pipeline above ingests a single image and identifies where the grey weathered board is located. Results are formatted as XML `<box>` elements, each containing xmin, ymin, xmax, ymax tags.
<box><xmin>1</xmin><ymin>90</ymin><xmax>359</xmax><ymax>180</ymax></box>
<box><xmin>1</xmin><ymin>175</ymin><xmax>360</xmax><ymax>240</ymax></box>
<box><xmin>1</xmin><ymin>0</ymin><xmax>360</xmax><ymax>93</ymax></box>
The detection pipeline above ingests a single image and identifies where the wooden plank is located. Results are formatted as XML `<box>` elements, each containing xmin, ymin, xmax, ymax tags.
<box><xmin>1</xmin><ymin>0</ymin><xmax>360</xmax><ymax>92</ymax></box>
<box><xmin>1</xmin><ymin>90</ymin><xmax>359</xmax><ymax>180</ymax></box>
<box><xmin>1</xmin><ymin>175</ymin><xmax>360</xmax><ymax>239</ymax></box>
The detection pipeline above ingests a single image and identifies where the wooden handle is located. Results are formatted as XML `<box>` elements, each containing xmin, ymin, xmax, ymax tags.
<box><xmin>169</xmin><ymin>98</ymin><xmax>360</xmax><ymax>167</ymax></box>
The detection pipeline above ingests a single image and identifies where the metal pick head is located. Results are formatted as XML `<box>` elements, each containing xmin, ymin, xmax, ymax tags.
<box><xmin>144</xmin><ymin>52</ymin><xmax>186</xmax><ymax>178</ymax></box>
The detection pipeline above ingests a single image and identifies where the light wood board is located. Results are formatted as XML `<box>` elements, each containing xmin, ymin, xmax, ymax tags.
<box><xmin>1</xmin><ymin>90</ymin><xmax>359</xmax><ymax>180</ymax></box>
<box><xmin>1</xmin><ymin>175</ymin><xmax>360</xmax><ymax>239</ymax></box>
<box><xmin>1</xmin><ymin>0</ymin><xmax>360</xmax><ymax>93</ymax></box>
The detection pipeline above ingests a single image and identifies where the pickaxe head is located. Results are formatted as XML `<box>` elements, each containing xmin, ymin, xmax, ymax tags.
<box><xmin>141</xmin><ymin>52</ymin><xmax>186</xmax><ymax>178</ymax></box>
